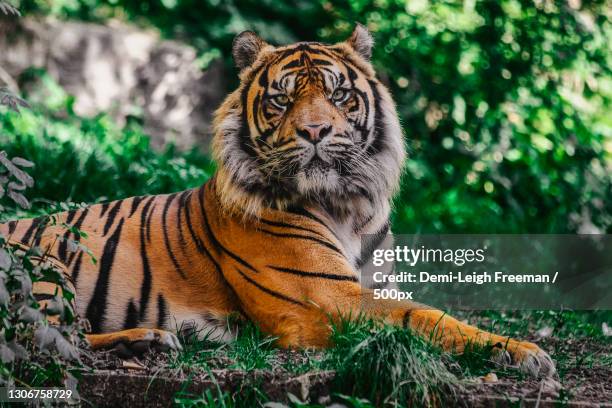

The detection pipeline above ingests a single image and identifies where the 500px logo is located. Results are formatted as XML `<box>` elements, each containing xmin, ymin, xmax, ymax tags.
<box><xmin>373</xmin><ymin>288</ymin><xmax>414</xmax><ymax>301</ymax></box>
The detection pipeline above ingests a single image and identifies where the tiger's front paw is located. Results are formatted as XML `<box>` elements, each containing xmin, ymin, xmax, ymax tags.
<box><xmin>492</xmin><ymin>339</ymin><xmax>556</xmax><ymax>377</ymax></box>
<box><xmin>118</xmin><ymin>329</ymin><xmax>183</xmax><ymax>356</ymax></box>
<box><xmin>87</xmin><ymin>328</ymin><xmax>183</xmax><ymax>358</ymax></box>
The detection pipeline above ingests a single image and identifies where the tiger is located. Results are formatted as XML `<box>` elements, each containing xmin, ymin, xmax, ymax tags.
<box><xmin>0</xmin><ymin>25</ymin><xmax>555</xmax><ymax>377</ymax></box>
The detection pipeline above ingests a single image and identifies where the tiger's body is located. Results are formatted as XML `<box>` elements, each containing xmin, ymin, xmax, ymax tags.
<box><xmin>0</xmin><ymin>25</ymin><xmax>554</xmax><ymax>376</ymax></box>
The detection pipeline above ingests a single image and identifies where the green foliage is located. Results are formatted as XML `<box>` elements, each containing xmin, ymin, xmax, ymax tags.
<box><xmin>326</xmin><ymin>318</ymin><xmax>461</xmax><ymax>407</ymax></box>
<box><xmin>0</xmin><ymin>70</ymin><xmax>214</xmax><ymax>221</ymax></box>
<box><xmin>0</xmin><ymin>233</ymin><xmax>85</xmax><ymax>392</ymax></box>
<box><xmin>14</xmin><ymin>0</ymin><xmax>612</xmax><ymax>233</ymax></box>
<box><xmin>0</xmin><ymin>84</ymin><xmax>84</xmax><ymax>396</ymax></box>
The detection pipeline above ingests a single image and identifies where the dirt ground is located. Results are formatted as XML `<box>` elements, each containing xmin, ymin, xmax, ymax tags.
<box><xmin>77</xmin><ymin>336</ymin><xmax>611</xmax><ymax>407</ymax></box>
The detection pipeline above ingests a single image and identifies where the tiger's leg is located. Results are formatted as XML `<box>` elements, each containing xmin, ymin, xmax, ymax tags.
<box><xmin>36</xmin><ymin>276</ymin><xmax>181</xmax><ymax>357</ymax></box>
<box><xmin>237</xmin><ymin>277</ymin><xmax>555</xmax><ymax>377</ymax></box>
<box><xmin>21</xmin><ymin>245</ymin><xmax>181</xmax><ymax>357</ymax></box>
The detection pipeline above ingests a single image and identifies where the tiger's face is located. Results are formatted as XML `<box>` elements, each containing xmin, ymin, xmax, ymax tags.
<box><xmin>214</xmin><ymin>25</ymin><xmax>405</xmax><ymax>218</ymax></box>
<box><xmin>243</xmin><ymin>43</ymin><xmax>377</xmax><ymax>196</ymax></box>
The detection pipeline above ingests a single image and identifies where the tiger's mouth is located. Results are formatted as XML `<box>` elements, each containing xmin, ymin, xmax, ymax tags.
<box><xmin>303</xmin><ymin>155</ymin><xmax>333</xmax><ymax>174</ymax></box>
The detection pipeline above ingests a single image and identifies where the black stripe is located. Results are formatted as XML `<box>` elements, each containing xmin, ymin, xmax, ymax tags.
<box><xmin>7</xmin><ymin>221</ymin><xmax>16</xmax><ymax>235</ymax></box>
<box><xmin>198</xmin><ymin>187</ymin><xmax>258</xmax><ymax>273</ymax></box>
<box><xmin>103</xmin><ymin>200</ymin><xmax>123</xmax><ymax>237</ymax></box>
<box><xmin>157</xmin><ymin>294</ymin><xmax>167</xmax><ymax>329</ymax></box>
<box><xmin>123</xmin><ymin>300</ymin><xmax>139</xmax><ymax>329</ymax></box>
<box><xmin>268</xmin><ymin>265</ymin><xmax>358</xmax><ymax>282</ymax></box>
<box><xmin>260</xmin><ymin>218</ymin><xmax>330</xmax><ymax>241</ymax></box>
<box><xmin>282</xmin><ymin>59</ymin><xmax>303</xmax><ymax>70</ymax></box>
<box><xmin>34</xmin><ymin>293</ymin><xmax>55</xmax><ymax>301</ymax></box>
<box><xmin>366</xmin><ymin>79</ymin><xmax>385</xmax><ymax>155</ymax></box>
<box><xmin>145</xmin><ymin>202</ymin><xmax>156</xmax><ymax>243</ymax></box>
<box><xmin>197</xmin><ymin>188</ymin><xmax>249</xmax><ymax>320</ymax></box>
<box><xmin>21</xmin><ymin>217</ymin><xmax>42</xmax><ymax>244</ymax></box>
<box><xmin>258</xmin><ymin>228</ymin><xmax>343</xmax><ymax>256</ymax></box>
<box><xmin>86</xmin><ymin>218</ymin><xmax>125</xmax><ymax>333</ymax></box>
<box><xmin>236</xmin><ymin>267</ymin><xmax>305</xmax><ymax>307</ymax></box>
<box><xmin>129</xmin><ymin>196</ymin><xmax>146</xmax><ymax>217</ymax></box>
<box><xmin>99</xmin><ymin>202</ymin><xmax>111</xmax><ymax>217</ymax></box>
<box><xmin>286</xmin><ymin>207</ymin><xmax>340</xmax><ymax>240</ymax></box>
<box><xmin>402</xmin><ymin>310</ymin><xmax>412</xmax><ymax>328</ymax></box>
<box><xmin>183</xmin><ymin>191</ymin><xmax>205</xmax><ymax>252</ymax></box>
<box><xmin>176</xmin><ymin>191</ymin><xmax>189</xmax><ymax>250</ymax></box>
<box><xmin>162</xmin><ymin>193</ymin><xmax>187</xmax><ymax>279</ymax></box>
<box><xmin>57</xmin><ymin>230</ymin><xmax>70</xmax><ymax>263</ymax></box>
<box><xmin>193</xmin><ymin>186</ymin><xmax>244</xmax><ymax>299</ymax></box>
<box><xmin>65</xmin><ymin>210</ymin><xmax>77</xmax><ymax>224</ymax></box>
<box><xmin>138</xmin><ymin>198</ymin><xmax>154</xmax><ymax>321</ymax></box>
<box><xmin>66</xmin><ymin>209</ymin><xmax>89</xmax><ymax>265</ymax></box>
<box><xmin>71</xmin><ymin>251</ymin><xmax>84</xmax><ymax>286</ymax></box>
<box><xmin>32</xmin><ymin>217</ymin><xmax>50</xmax><ymax>247</ymax></box>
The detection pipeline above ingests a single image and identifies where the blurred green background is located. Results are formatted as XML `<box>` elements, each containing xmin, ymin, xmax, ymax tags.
<box><xmin>1</xmin><ymin>0</ymin><xmax>611</xmax><ymax>233</ymax></box>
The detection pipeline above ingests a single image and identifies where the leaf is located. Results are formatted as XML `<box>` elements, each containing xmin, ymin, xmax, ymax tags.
<box><xmin>0</xmin><ymin>90</ymin><xmax>28</xmax><ymax>111</ymax></box>
<box><xmin>16</xmin><ymin>273</ymin><xmax>32</xmax><ymax>295</ymax></box>
<box><xmin>34</xmin><ymin>325</ymin><xmax>55</xmax><ymax>351</ymax></box>
<box><xmin>286</xmin><ymin>393</ymin><xmax>305</xmax><ymax>405</ymax></box>
<box><xmin>11</xmin><ymin>157</ymin><xmax>34</xmax><ymax>168</ymax></box>
<box><xmin>64</xmin><ymin>372</ymin><xmax>79</xmax><ymax>394</ymax></box>
<box><xmin>7</xmin><ymin>340</ymin><xmax>27</xmax><ymax>360</ymax></box>
<box><xmin>263</xmin><ymin>403</ymin><xmax>290</xmax><ymax>408</ymax></box>
<box><xmin>66</xmin><ymin>239</ymin><xmax>78</xmax><ymax>253</ymax></box>
<box><xmin>0</xmin><ymin>2</ymin><xmax>20</xmax><ymax>16</ymax></box>
<box><xmin>7</xmin><ymin>181</ymin><xmax>27</xmax><ymax>191</ymax></box>
<box><xmin>0</xmin><ymin>152</ymin><xmax>34</xmax><ymax>188</ymax></box>
<box><xmin>0</xmin><ymin>283</ymin><xmax>9</xmax><ymax>306</ymax></box>
<box><xmin>0</xmin><ymin>344</ymin><xmax>15</xmax><ymax>364</ymax></box>
<box><xmin>0</xmin><ymin>248</ymin><xmax>11</xmax><ymax>270</ymax></box>
<box><xmin>35</xmin><ymin>326</ymin><xmax>79</xmax><ymax>360</ymax></box>
<box><xmin>53</xmin><ymin>331</ymin><xmax>79</xmax><ymax>360</ymax></box>
<box><xmin>7</xmin><ymin>190</ymin><xmax>30</xmax><ymax>209</ymax></box>
<box><xmin>19</xmin><ymin>306</ymin><xmax>43</xmax><ymax>323</ymax></box>
<box><xmin>44</xmin><ymin>296</ymin><xmax>64</xmax><ymax>317</ymax></box>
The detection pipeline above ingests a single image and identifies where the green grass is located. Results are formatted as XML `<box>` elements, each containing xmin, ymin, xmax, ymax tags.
<box><xmin>165</xmin><ymin>310</ymin><xmax>611</xmax><ymax>407</ymax></box>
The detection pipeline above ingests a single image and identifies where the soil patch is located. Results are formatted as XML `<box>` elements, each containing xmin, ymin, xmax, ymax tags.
<box><xmin>76</xmin><ymin>336</ymin><xmax>611</xmax><ymax>407</ymax></box>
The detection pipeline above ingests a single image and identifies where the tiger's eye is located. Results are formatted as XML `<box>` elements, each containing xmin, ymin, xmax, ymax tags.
<box><xmin>271</xmin><ymin>94</ymin><xmax>289</xmax><ymax>107</ymax></box>
<box><xmin>332</xmin><ymin>88</ymin><xmax>350</xmax><ymax>103</ymax></box>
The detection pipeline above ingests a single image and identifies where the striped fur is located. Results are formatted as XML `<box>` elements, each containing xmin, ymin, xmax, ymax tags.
<box><xmin>0</xmin><ymin>27</ymin><xmax>554</xmax><ymax>376</ymax></box>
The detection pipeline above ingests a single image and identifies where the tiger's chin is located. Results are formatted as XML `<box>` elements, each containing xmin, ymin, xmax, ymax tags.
<box><xmin>296</xmin><ymin>160</ymin><xmax>341</xmax><ymax>198</ymax></box>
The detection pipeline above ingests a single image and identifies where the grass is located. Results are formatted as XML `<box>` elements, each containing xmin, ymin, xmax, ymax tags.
<box><xmin>162</xmin><ymin>310</ymin><xmax>611</xmax><ymax>407</ymax></box>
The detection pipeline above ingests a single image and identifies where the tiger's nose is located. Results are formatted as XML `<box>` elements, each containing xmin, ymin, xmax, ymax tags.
<box><xmin>296</xmin><ymin>123</ymin><xmax>332</xmax><ymax>143</ymax></box>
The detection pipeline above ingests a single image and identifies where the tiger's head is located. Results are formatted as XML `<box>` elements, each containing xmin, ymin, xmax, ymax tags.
<box><xmin>213</xmin><ymin>25</ymin><xmax>405</xmax><ymax>221</ymax></box>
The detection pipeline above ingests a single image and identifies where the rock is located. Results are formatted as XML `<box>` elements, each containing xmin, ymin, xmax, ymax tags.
<box><xmin>482</xmin><ymin>372</ymin><xmax>498</xmax><ymax>383</ymax></box>
<box><xmin>0</xmin><ymin>17</ymin><xmax>226</xmax><ymax>150</ymax></box>
<box><xmin>535</xmin><ymin>326</ymin><xmax>553</xmax><ymax>339</ymax></box>
<box><xmin>525</xmin><ymin>377</ymin><xmax>562</xmax><ymax>399</ymax></box>
<box><xmin>121</xmin><ymin>359</ymin><xmax>146</xmax><ymax>371</ymax></box>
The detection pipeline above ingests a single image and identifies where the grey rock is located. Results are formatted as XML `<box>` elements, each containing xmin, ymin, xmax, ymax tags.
<box><xmin>0</xmin><ymin>18</ymin><xmax>226</xmax><ymax>150</ymax></box>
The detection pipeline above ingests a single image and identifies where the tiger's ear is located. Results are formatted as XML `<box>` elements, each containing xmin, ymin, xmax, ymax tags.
<box><xmin>232</xmin><ymin>31</ymin><xmax>268</xmax><ymax>71</ymax></box>
<box><xmin>346</xmin><ymin>23</ymin><xmax>374</xmax><ymax>61</ymax></box>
